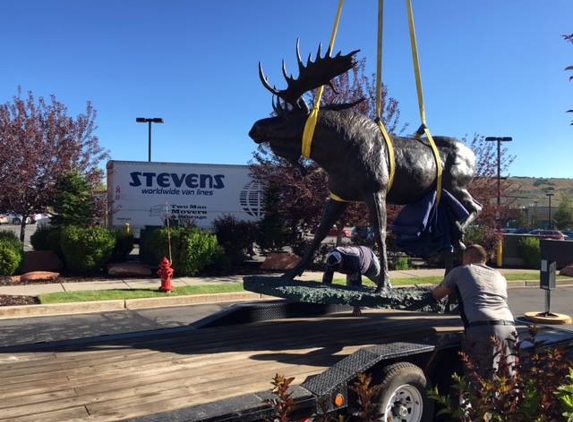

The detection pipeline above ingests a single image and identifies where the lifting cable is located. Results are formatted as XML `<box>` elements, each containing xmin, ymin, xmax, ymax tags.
<box><xmin>406</xmin><ymin>0</ymin><xmax>443</xmax><ymax>203</ymax></box>
<box><xmin>301</xmin><ymin>0</ymin><xmax>345</xmax><ymax>159</ymax></box>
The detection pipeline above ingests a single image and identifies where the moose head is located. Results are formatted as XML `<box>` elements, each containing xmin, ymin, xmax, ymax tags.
<box><xmin>249</xmin><ymin>41</ymin><xmax>361</xmax><ymax>157</ymax></box>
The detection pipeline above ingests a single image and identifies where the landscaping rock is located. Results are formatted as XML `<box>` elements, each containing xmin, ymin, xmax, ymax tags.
<box><xmin>21</xmin><ymin>251</ymin><xmax>63</xmax><ymax>273</ymax></box>
<box><xmin>108</xmin><ymin>262</ymin><xmax>152</xmax><ymax>276</ymax></box>
<box><xmin>260</xmin><ymin>253</ymin><xmax>301</xmax><ymax>271</ymax></box>
<box><xmin>243</xmin><ymin>275</ymin><xmax>447</xmax><ymax>313</ymax></box>
<box><xmin>19</xmin><ymin>271</ymin><xmax>60</xmax><ymax>283</ymax></box>
<box><xmin>559</xmin><ymin>265</ymin><xmax>573</xmax><ymax>277</ymax></box>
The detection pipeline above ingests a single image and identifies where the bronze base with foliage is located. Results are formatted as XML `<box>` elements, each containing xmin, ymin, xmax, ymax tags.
<box><xmin>243</xmin><ymin>276</ymin><xmax>446</xmax><ymax>313</ymax></box>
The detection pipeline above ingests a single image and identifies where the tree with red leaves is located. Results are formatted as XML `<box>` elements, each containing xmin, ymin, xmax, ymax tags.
<box><xmin>464</xmin><ymin>133</ymin><xmax>516</xmax><ymax>252</ymax></box>
<box><xmin>250</xmin><ymin>57</ymin><xmax>404</xmax><ymax>244</ymax></box>
<box><xmin>0</xmin><ymin>89</ymin><xmax>109</xmax><ymax>242</ymax></box>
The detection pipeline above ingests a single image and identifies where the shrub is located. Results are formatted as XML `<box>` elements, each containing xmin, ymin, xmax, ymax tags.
<box><xmin>290</xmin><ymin>238</ymin><xmax>331</xmax><ymax>270</ymax></box>
<box><xmin>60</xmin><ymin>226</ymin><xmax>116</xmax><ymax>273</ymax></box>
<box><xmin>0</xmin><ymin>244</ymin><xmax>23</xmax><ymax>276</ymax></box>
<box><xmin>0</xmin><ymin>231</ymin><xmax>24</xmax><ymax>275</ymax></box>
<box><xmin>0</xmin><ymin>231</ymin><xmax>23</xmax><ymax>258</ymax></box>
<box><xmin>391</xmin><ymin>255</ymin><xmax>411</xmax><ymax>270</ymax></box>
<box><xmin>256</xmin><ymin>215</ymin><xmax>292</xmax><ymax>254</ymax></box>
<box><xmin>0</xmin><ymin>230</ymin><xmax>23</xmax><ymax>251</ymax></box>
<box><xmin>431</xmin><ymin>325</ymin><xmax>572</xmax><ymax>422</ymax></box>
<box><xmin>46</xmin><ymin>227</ymin><xmax>64</xmax><ymax>259</ymax></box>
<box><xmin>30</xmin><ymin>225</ymin><xmax>64</xmax><ymax>260</ymax></box>
<box><xmin>30</xmin><ymin>225</ymin><xmax>52</xmax><ymax>251</ymax></box>
<box><xmin>213</xmin><ymin>215</ymin><xmax>257</xmax><ymax>265</ymax></box>
<box><xmin>151</xmin><ymin>227</ymin><xmax>223</xmax><ymax>276</ymax></box>
<box><xmin>519</xmin><ymin>236</ymin><xmax>541</xmax><ymax>269</ymax></box>
<box><xmin>109</xmin><ymin>229</ymin><xmax>135</xmax><ymax>262</ymax></box>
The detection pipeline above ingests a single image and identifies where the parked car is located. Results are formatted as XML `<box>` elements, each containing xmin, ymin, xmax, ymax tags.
<box><xmin>5</xmin><ymin>213</ymin><xmax>32</xmax><ymax>225</ymax></box>
<box><xmin>529</xmin><ymin>229</ymin><xmax>565</xmax><ymax>240</ymax></box>
<box><xmin>2</xmin><ymin>212</ymin><xmax>50</xmax><ymax>225</ymax></box>
<box><xmin>351</xmin><ymin>226</ymin><xmax>375</xmax><ymax>241</ymax></box>
<box><xmin>311</xmin><ymin>225</ymin><xmax>352</xmax><ymax>237</ymax></box>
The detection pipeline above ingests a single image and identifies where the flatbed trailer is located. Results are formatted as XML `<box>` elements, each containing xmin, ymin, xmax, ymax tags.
<box><xmin>0</xmin><ymin>301</ymin><xmax>571</xmax><ymax>422</ymax></box>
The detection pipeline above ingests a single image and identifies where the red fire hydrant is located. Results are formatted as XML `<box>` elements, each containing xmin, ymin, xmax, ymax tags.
<box><xmin>158</xmin><ymin>257</ymin><xmax>174</xmax><ymax>292</ymax></box>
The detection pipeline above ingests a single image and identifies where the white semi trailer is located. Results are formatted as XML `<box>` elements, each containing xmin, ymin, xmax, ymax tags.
<box><xmin>106</xmin><ymin>160</ymin><xmax>262</xmax><ymax>236</ymax></box>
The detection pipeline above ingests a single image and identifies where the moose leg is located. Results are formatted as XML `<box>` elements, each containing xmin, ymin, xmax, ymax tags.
<box><xmin>451</xmin><ymin>188</ymin><xmax>483</xmax><ymax>230</ymax></box>
<box><xmin>366</xmin><ymin>191</ymin><xmax>391</xmax><ymax>293</ymax></box>
<box><xmin>283</xmin><ymin>199</ymin><xmax>349</xmax><ymax>280</ymax></box>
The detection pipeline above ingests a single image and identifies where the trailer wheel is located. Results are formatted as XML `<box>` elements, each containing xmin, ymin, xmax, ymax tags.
<box><xmin>373</xmin><ymin>362</ymin><xmax>434</xmax><ymax>422</ymax></box>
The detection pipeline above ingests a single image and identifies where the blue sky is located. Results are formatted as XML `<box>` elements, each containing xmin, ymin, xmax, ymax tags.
<box><xmin>1</xmin><ymin>0</ymin><xmax>571</xmax><ymax>178</ymax></box>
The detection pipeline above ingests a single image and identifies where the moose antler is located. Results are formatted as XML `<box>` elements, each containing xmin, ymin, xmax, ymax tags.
<box><xmin>259</xmin><ymin>40</ymin><xmax>359</xmax><ymax>109</ymax></box>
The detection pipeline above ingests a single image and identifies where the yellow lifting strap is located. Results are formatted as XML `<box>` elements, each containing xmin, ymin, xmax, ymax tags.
<box><xmin>407</xmin><ymin>0</ymin><xmax>443</xmax><ymax>204</ymax></box>
<box><xmin>301</xmin><ymin>0</ymin><xmax>345</xmax><ymax>159</ymax></box>
<box><xmin>375</xmin><ymin>0</ymin><xmax>396</xmax><ymax>192</ymax></box>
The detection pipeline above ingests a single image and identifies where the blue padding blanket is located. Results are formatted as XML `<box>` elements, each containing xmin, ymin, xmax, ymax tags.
<box><xmin>393</xmin><ymin>189</ymin><xmax>470</xmax><ymax>257</ymax></box>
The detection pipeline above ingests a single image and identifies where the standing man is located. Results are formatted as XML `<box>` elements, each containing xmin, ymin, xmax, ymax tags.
<box><xmin>323</xmin><ymin>245</ymin><xmax>388</xmax><ymax>315</ymax></box>
<box><xmin>433</xmin><ymin>244</ymin><xmax>518</xmax><ymax>378</ymax></box>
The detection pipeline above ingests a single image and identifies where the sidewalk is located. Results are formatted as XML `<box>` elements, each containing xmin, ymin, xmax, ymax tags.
<box><xmin>0</xmin><ymin>268</ymin><xmax>554</xmax><ymax>320</ymax></box>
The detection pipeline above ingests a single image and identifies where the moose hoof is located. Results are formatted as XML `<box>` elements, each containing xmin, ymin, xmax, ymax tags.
<box><xmin>374</xmin><ymin>283</ymin><xmax>393</xmax><ymax>295</ymax></box>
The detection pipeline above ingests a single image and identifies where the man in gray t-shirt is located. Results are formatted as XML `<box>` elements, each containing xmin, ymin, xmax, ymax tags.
<box><xmin>433</xmin><ymin>244</ymin><xmax>518</xmax><ymax>377</ymax></box>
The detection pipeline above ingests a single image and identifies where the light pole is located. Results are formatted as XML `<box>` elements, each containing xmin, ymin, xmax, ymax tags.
<box><xmin>136</xmin><ymin>117</ymin><xmax>164</xmax><ymax>162</ymax></box>
<box><xmin>485</xmin><ymin>136</ymin><xmax>513</xmax><ymax>207</ymax></box>
<box><xmin>545</xmin><ymin>189</ymin><xmax>555</xmax><ymax>229</ymax></box>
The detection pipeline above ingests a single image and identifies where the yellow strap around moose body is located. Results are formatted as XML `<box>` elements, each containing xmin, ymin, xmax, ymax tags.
<box><xmin>406</xmin><ymin>0</ymin><xmax>443</xmax><ymax>203</ymax></box>
<box><xmin>301</xmin><ymin>0</ymin><xmax>345</xmax><ymax>159</ymax></box>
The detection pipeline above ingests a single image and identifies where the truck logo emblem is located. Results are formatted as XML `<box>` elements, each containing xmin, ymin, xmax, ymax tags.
<box><xmin>240</xmin><ymin>181</ymin><xmax>263</xmax><ymax>218</ymax></box>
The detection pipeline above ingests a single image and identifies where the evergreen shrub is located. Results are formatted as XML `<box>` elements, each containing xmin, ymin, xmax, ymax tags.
<box><xmin>0</xmin><ymin>231</ymin><xmax>24</xmax><ymax>275</ymax></box>
<box><xmin>392</xmin><ymin>255</ymin><xmax>411</xmax><ymax>271</ymax></box>
<box><xmin>30</xmin><ymin>225</ymin><xmax>52</xmax><ymax>251</ymax></box>
<box><xmin>60</xmin><ymin>226</ymin><xmax>116</xmax><ymax>273</ymax></box>
<box><xmin>213</xmin><ymin>215</ymin><xmax>257</xmax><ymax>265</ymax></box>
<box><xmin>519</xmin><ymin>236</ymin><xmax>541</xmax><ymax>269</ymax></box>
<box><xmin>110</xmin><ymin>230</ymin><xmax>135</xmax><ymax>262</ymax></box>
<box><xmin>151</xmin><ymin>227</ymin><xmax>223</xmax><ymax>276</ymax></box>
<box><xmin>0</xmin><ymin>230</ymin><xmax>23</xmax><ymax>251</ymax></box>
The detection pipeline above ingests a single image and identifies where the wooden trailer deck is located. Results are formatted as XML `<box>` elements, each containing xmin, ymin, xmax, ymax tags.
<box><xmin>0</xmin><ymin>309</ymin><xmax>464</xmax><ymax>422</ymax></box>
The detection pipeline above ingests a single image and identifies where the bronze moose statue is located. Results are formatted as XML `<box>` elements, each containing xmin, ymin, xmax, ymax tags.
<box><xmin>249</xmin><ymin>44</ymin><xmax>482</xmax><ymax>292</ymax></box>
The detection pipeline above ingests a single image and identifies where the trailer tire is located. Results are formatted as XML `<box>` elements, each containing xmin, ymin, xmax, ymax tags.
<box><xmin>373</xmin><ymin>362</ymin><xmax>434</xmax><ymax>422</ymax></box>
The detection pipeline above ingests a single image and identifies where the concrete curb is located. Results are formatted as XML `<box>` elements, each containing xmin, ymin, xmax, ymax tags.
<box><xmin>1</xmin><ymin>280</ymin><xmax>572</xmax><ymax>320</ymax></box>
<box><xmin>0</xmin><ymin>292</ymin><xmax>275</xmax><ymax>320</ymax></box>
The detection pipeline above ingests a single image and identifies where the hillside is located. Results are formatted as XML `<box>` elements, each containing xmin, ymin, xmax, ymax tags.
<box><xmin>505</xmin><ymin>177</ymin><xmax>573</xmax><ymax>207</ymax></box>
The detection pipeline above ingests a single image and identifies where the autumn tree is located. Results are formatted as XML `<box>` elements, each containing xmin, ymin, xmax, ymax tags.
<box><xmin>464</xmin><ymin>134</ymin><xmax>516</xmax><ymax>250</ymax></box>
<box><xmin>250</xmin><ymin>57</ymin><xmax>404</xmax><ymax>247</ymax></box>
<box><xmin>0</xmin><ymin>90</ymin><xmax>109</xmax><ymax>242</ymax></box>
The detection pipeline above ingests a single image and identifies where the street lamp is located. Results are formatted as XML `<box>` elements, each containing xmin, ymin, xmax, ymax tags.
<box><xmin>545</xmin><ymin>189</ymin><xmax>555</xmax><ymax>229</ymax></box>
<box><xmin>136</xmin><ymin>117</ymin><xmax>164</xmax><ymax>162</ymax></box>
<box><xmin>485</xmin><ymin>136</ymin><xmax>513</xmax><ymax>207</ymax></box>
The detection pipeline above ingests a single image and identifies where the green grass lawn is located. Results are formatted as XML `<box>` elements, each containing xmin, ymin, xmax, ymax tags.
<box><xmin>37</xmin><ymin>271</ymin><xmax>568</xmax><ymax>304</ymax></box>
<box><xmin>39</xmin><ymin>284</ymin><xmax>245</xmax><ymax>304</ymax></box>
